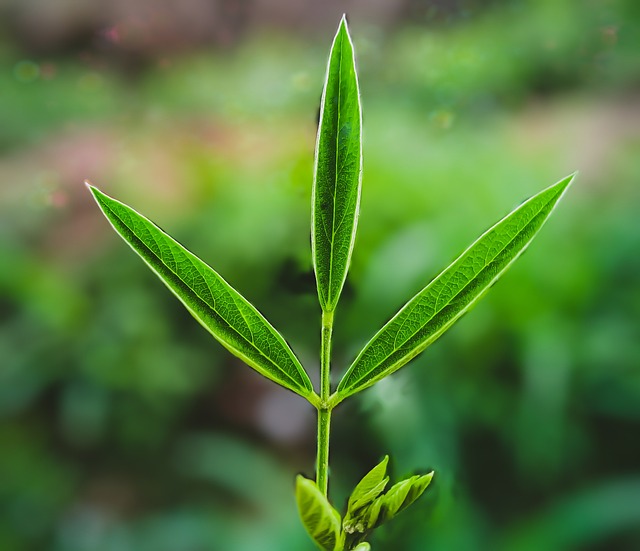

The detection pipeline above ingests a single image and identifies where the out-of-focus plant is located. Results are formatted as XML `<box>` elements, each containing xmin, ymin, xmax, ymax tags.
<box><xmin>87</xmin><ymin>16</ymin><xmax>574</xmax><ymax>550</ymax></box>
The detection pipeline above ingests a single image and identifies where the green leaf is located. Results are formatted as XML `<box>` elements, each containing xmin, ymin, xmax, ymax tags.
<box><xmin>352</xmin><ymin>544</ymin><xmax>371</xmax><ymax>551</ymax></box>
<box><xmin>344</xmin><ymin>456</ymin><xmax>389</xmax><ymax>533</ymax></box>
<box><xmin>296</xmin><ymin>476</ymin><xmax>345</xmax><ymax>551</ymax></box>
<box><xmin>344</xmin><ymin>470</ymin><xmax>434</xmax><ymax>542</ymax></box>
<box><xmin>312</xmin><ymin>15</ymin><xmax>362</xmax><ymax>313</ymax></box>
<box><xmin>360</xmin><ymin>473</ymin><xmax>433</xmax><ymax>532</ymax></box>
<box><xmin>87</xmin><ymin>184</ymin><xmax>316</xmax><ymax>401</ymax></box>
<box><xmin>369</xmin><ymin>472</ymin><xmax>434</xmax><ymax>527</ymax></box>
<box><xmin>336</xmin><ymin>174</ymin><xmax>575</xmax><ymax>399</ymax></box>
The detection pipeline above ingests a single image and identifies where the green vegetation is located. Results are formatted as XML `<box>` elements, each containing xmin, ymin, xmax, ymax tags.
<box><xmin>88</xmin><ymin>18</ymin><xmax>573</xmax><ymax>550</ymax></box>
<box><xmin>2</xmin><ymin>1</ymin><xmax>640</xmax><ymax>550</ymax></box>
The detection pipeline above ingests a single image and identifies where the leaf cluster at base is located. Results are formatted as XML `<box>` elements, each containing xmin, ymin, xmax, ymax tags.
<box><xmin>296</xmin><ymin>456</ymin><xmax>433</xmax><ymax>551</ymax></box>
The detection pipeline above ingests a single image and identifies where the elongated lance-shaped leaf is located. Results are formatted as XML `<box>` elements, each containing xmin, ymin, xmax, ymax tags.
<box><xmin>296</xmin><ymin>476</ymin><xmax>345</xmax><ymax>551</ymax></box>
<box><xmin>336</xmin><ymin>173</ymin><xmax>575</xmax><ymax>400</ymax></box>
<box><xmin>312</xmin><ymin>15</ymin><xmax>362</xmax><ymax>313</ymax></box>
<box><xmin>87</xmin><ymin>184</ymin><xmax>315</xmax><ymax>400</ymax></box>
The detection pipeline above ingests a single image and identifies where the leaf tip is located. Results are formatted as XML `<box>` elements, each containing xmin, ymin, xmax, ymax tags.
<box><xmin>85</xmin><ymin>181</ymin><xmax>107</xmax><ymax>203</ymax></box>
<box><xmin>558</xmin><ymin>171</ymin><xmax>578</xmax><ymax>191</ymax></box>
<box><xmin>539</xmin><ymin>171</ymin><xmax>577</xmax><ymax>207</ymax></box>
<box><xmin>295</xmin><ymin>474</ymin><xmax>311</xmax><ymax>500</ymax></box>
<box><xmin>338</xmin><ymin>13</ymin><xmax>354</xmax><ymax>40</ymax></box>
<box><xmin>295</xmin><ymin>473</ymin><xmax>314</xmax><ymax>491</ymax></box>
<box><xmin>84</xmin><ymin>180</ymin><xmax>100</xmax><ymax>197</ymax></box>
<box><xmin>549</xmin><ymin>172</ymin><xmax>578</xmax><ymax>205</ymax></box>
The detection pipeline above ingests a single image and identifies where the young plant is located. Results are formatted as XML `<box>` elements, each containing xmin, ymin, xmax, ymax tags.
<box><xmin>87</xmin><ymin>16</ymin><xmax>574</xmax><ymax>551</ymax></box>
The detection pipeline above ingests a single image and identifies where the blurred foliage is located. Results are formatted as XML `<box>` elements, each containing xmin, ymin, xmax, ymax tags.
<box><xmin>1</xmin><ymin>0</ymin><xmax>639</xmax><ymax>550</ymax></box>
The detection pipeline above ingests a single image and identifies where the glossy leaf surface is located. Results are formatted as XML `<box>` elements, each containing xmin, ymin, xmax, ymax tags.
<box><xmin>337</xmin><ymin>174</ymin><xmax>575</xmax><ymax>399</ymax></box>
<box><xmin>88</xmin><ymin>185</ymin><xmax>315</xmax><ymax>400</ymax></box>
<box><xmin>296</xmin><ymin>476</ymin><xmax>344</xmax><ymax>551</ymax></box>
<box><xmin>312</xmin><ymin>15</ymin><xmax>362</xmax><ymax>313</ymax></box>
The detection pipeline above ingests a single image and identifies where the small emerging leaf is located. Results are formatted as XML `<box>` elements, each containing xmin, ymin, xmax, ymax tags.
<box><xmin>352</xmin><ymin>544</ymin><xmax>371</xmax><ymax>551</ymax></box>
<box><xmin>312</xmin><ymin>15</ymin><xmax>363</xmax><ymax>313</ymax></box>
<box><xmin>344</xmin><ymin>456</ymin><xmax>389</xmax><ymax>532</ymax></box>
<box><xmin>337</xmin><ymin>174</ymin><xmax>575</xmax><ymax>399</ymax></box>
<box><xmin>88</xmin><ymin>185</ymin><xmax>315</xmax><ymax>400</ymax></box>
<box><xmin>367</xmin><ymin>472</ymin><xmax>434</xmax><ymax>528</ymax></box>
<box><xmin>296</xmin><ymin>476</ymin><xmax>344</xmax><ymax>551</ymax></box>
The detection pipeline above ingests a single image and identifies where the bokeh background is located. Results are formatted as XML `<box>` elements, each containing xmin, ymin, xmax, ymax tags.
<box><xmin>1</xmin><ymin>0</ymin><xmax>639</xmax><ymax>550</ymax></box>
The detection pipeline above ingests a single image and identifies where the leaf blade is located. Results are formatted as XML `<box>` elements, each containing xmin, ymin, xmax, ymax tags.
<box><xmin>374</xmin><ymin>472</ymin><xmax>434</xmax><ymax>526</ymax></box>
<box><xmin>312</xmin><ymin>15</ymin><xmax>363</xmax><ymax>313</ymax></box>
<box><xmin>337</xmin><ymin>174</ymin><xmax>575</xmax><ymax>399</ymax></box>
<box><xmin>296</xmin><ymin>476</ymin><xmax>344</xmax><ymax>551</ymax></box>
<box><xmin>88</xmin><ymin>185</ymin><xmax>315</xmax><ymax>400</ymax></box>
<box><xmin>362</xmin><ymin>472</ymin><xmax>434</xmax><ymax>531</ymax></box>
<box><xmin>346</xmin><ymin>455</ymin><xmax>389</xmax><ymax>519</ymax></box>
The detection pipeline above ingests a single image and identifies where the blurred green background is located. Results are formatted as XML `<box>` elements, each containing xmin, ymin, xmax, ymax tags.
<box><xmin>1</xmin><ymin>0</ymin><xmax>639</xmax><ymax>550</ymax></box>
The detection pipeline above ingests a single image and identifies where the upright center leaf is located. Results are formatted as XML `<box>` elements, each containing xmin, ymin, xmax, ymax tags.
<box><xmin>312</xmin><ymin>16</ymin><xmax>362</xmax><ymax>314</ymax></box>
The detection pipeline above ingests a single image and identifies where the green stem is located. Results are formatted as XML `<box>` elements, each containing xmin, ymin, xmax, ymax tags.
<box><xmin>316</xmin><ymin>407</ymin><xmax>331</xmax><ymax>496</ymax></box>
<box><xmin>316</xmin><ymin>309</ymin><xmax>334</xmax><ymax>496</ymax></box>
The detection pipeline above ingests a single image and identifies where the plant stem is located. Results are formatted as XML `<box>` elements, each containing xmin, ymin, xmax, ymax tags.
<box><xmin>320</xmin><ymin>309</ymin><xmax>333</xmax><ymax>400</ymax></box>
<box><xmin>316</xmin><ymin>309</ymin><xmax>334</xmax><ymax>496</ymax></box>
<box><xmin>316</xmin><ymin>407</ymin><xmax>331</xmax><ymax>496</ymax></box>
